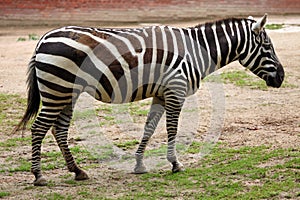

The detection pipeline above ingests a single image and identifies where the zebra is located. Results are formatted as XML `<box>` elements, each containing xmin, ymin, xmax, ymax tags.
<box><xmin>14</xmin><ymin>14</ymin><xmax>284</xmax><ymax>186</ymax></box>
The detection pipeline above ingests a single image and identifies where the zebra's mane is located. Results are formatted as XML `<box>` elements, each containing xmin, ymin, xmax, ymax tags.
<box><xmin>193</xmin><ymin>17</ymin><xmax>250</xmax><ymax>28</ymax></box>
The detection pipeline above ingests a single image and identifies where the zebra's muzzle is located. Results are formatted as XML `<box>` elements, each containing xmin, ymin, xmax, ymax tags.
<box><xmin>266</xmin><ymin>64</ymin><xmax>284</xmax><ymax>88</ymax></box>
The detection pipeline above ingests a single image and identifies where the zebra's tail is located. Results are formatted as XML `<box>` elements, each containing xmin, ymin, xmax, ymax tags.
<box><xmin>12</xmin><ymin>54</ymin><xmax>40</xmax><ymax>134</ymax></box>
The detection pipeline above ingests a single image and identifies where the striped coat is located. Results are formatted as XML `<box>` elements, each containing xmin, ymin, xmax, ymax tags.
<box><xmin>14</xmin><ymin>14</ymin><xmax>284</xmax><ymax>186</ymax></box>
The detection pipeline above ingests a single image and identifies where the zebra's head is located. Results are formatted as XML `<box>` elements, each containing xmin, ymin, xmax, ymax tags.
<box><xmin>239</xmin><ymin>14</ymin><xmax>284</xmax><ymax>88</ymax></box>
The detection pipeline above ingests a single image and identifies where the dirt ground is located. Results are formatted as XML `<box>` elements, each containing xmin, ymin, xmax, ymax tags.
<box><xmin>0</xmin><ymin>16</ymin><xmax>299</xmax><ymax>199</ymax></box>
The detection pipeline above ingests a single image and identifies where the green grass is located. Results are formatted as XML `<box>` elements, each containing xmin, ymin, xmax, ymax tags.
<box><xmin>8</xmin><ymin>158</ymin><xmax>31</xmax><ymax>172</ymax></box>
<box><xmin>186</xmin><ymin>141</ymin><xmax>205</xmax><ymax>154</ymax></box>
<box><xmin>205</xmin><ymin>70</ymin><xmax>265</xmax><ymax>90</ymax></box>
<box><xmin>144</xmin><ymin>145</ymin><xmax>167</xmax><ymax>157</ymax></box>
<box><xmin>1</xmin><ymin>90</ymin><xmax>299</xmax><ymax>199</ymax></box>
<box><xmin>2</xmin><ymin>142</ymin><xmax>298</xmax><ymax>199</ymax></box>
<box><xmin>114</xmin><ymin>140</ymin><xmax>139</xmax><ymax>150</ymax></box>
<box><xmin>0</xmin><ymin>93</ymin><xmax>27</xmax><ymax>133</ymax></box>
<box><xmin>129</xmin><ymin>103</ymin><xmax>149</xmax><ymax>117</ymax></box>
<box><xmin>144</xmin><ymin>144</ymin><xmax>187</xmax><ymax>157</ymax></box>
<box><xmin>17</xmin><ymin>34</ymin><xmax>40</xmax><ymax>42</ymax></box>
<box><xmin>96</xmin><ymin>104</ymin><xmax>113</xmax><ymax>114</ymax></box>
<box><xmin>0</xmin><ymin>136</ymin><xmax>31</xmax><ymax>148</ymax></box>
<box><xmin>75</xmin><ymin>102</ymin><xmax>148</xmax><ymax>127</ymax></box>
<box><xmin>205</xmin><ymin>70</ymin><xmax>298</xmax><ymax>90</ymax></box>
<box><xmin>0</xmin><ymin>191</ymin><xmax>10</xmax><ymax>198</ymax></box>
<box><xmin>220</xmin><ymin>70</ymin><xmax>268</xmax><ymax>90</ymax></box>
<box><xmin>41</xmin><ymin>146</ymin><xmax>98</xmax><ymax>167</ymax></box>
<box><xmin>265</xmin><ymin>24</ymin><xmax>284</xmax><ymax>30</ymax></box>
<box><xmin>36</xmin><ymin>192</ymin><xmax>74</xmax><ymax>200</ymax></box>
<box><xmin>281</xmin><ymin>81</ymin><xmax>298</xmax><ymax>89</ymax></box>
<box><xmin>93</xmin><ymin>100</ymin><xmax>151</xmax><ymax>126</ymax></box>
<box><xmin>73</xmin><ymin>109</ymin><xmax>96</xmax><ymax>120</ymax></box>
<box><xmin>77</xmin><ymin>189</ymin><xmax>92</xmax><ymax>197</ymax></box>
<box><xmin>50</xmin><ymin>144</ymin><xmax>297</xmax><ymax>199</ymax></box>
<box><xmin>0</xmin><ymin>145</ymin><xmax>98</xmax><ymax>173</ymax></box>
<box><xmin>28</xmin><ymin>33</ymin><xmax>39</xmax><ymax>41</ymax></box>
<box><xmin>123</xmin><ymin>145</ymin><xmax>300</xmax><ymax>199</ymax></box>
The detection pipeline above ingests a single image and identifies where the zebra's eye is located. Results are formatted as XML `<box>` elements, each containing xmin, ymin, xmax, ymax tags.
<box><xmin>263</xmin><ymin>42</ymin><xmax>272</xmax><ymax>49</ymax></box>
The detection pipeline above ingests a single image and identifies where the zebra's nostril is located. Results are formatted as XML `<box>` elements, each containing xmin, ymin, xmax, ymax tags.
<box><xmin>278</xmin><ymin>66</ymin><xmax>285</xmax><ymax>82</ymax></box>
<box><xmin>280</xmin><ymin>74</ymin><xmax>284</xmax><ymax>81</ymax></box>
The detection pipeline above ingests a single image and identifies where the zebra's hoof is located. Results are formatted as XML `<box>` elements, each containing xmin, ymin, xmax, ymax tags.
<box><xmin>33</xmin><ymin>176</ymin><xmax>47</xmax><ymax>186</ymax></box>
<box><xmin>75</xmin><ymin>170</ymin><xmax>89</xmax><ymax>181</ymax></box>
<box><xmin>133</xmin><ymin>164</ymin><xmax>148</xmax><ymax>174</ymax></box>
<box><xmin>172</xmin><ymin>162</ymin><xmax>184</xmax><ymax>173</ymax></box>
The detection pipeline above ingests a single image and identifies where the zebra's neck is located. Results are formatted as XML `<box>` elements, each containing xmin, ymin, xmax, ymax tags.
<box><xmin>187</xmin><ymin>18</ymin><xmax>251</xmax><ymax>79</ymax></box>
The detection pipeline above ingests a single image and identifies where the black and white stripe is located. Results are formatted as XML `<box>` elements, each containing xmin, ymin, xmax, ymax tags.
<box><xmin>15</xmin><ymin>14</ymin><xmax>284</xmax><ymax>186</ymax></box>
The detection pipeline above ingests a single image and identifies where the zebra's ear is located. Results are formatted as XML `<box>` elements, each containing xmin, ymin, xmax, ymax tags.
<box><xmin>252</xmin><ymin>13</ymin><xmax>268</xmax><ymax>35</ymax></box>
<box><xmin>248</xmin><ymin>16</ymin><xmax>254</xmax><ymax>20</ymax></box>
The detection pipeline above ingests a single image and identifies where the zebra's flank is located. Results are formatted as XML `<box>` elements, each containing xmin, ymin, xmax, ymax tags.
<box><xmin>12</xmin><ymin>55</ymin><xmax>40</xmax><ymax>134</ymax></box>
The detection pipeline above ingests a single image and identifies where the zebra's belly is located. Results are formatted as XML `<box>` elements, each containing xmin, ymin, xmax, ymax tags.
<box><xmin>96</xmin><ymin>83</ymin><xmax>164</xmax><ymax>104</ymax></box>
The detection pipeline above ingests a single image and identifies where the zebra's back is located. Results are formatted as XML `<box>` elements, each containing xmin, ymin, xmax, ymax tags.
<box><xmin>35</xmin><ymin>25</ymin><xmax>191</xmax><ymax>104</ymax></box>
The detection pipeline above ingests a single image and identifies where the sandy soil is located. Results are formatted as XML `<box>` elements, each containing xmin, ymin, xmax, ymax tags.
<box><xmin>0</xmin><ymin>17</ymin><xmax>299</xmax><ymax>199</ymax></box>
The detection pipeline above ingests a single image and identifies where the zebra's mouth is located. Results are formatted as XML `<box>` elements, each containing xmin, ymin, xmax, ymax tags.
<box><xmin>266</xmin><ymin>64</ymin><xmax>285</xmax><ymax>88</ymax></box>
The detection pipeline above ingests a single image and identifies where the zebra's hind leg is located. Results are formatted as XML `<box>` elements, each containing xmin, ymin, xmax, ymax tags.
<box><xmin>51</xmin><ymin>104</ymin><xmax>89</xmax><ymax>181</ymax></box>
<box><xmin>134</xmin><ymin>97</ymin><xmax>165</xmax><ymax>174</ymax></box>
<box><xmin>31</xmin><ymin>107</ymin><xmax>60</xmax><ymax>186</ymax></box>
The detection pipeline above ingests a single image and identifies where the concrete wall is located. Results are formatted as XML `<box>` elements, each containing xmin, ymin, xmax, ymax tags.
<box><xmin>1</xmin><ymin>0</ymin><xmax>299</xmax><ymax>26</ymax></box>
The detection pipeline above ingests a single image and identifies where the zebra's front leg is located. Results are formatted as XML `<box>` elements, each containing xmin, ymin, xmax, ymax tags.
<box><xmin>165</xmin><ymin>95</ymin><xmax>185</xmax><ymax>173</ymax></box>
<box><xmin>134</xmin><ymin>97</ymin><xmax>165</xmax><ymax>174</ymax></box>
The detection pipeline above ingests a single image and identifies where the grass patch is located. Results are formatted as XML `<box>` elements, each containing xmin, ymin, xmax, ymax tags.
<box><xmin>186</xmin><ymin>141</ymin><xmax>204</xmax><ymax>154</ymax></box>
<box><xmin>206</xmin><ymin>70</ymin><xmax>268</xmax><ymax>90</ymax></box>
<box><xmin>221</xmin><ymin>70</ymin><xmax>268</xmax><ymax>90</ymax></box>
<box><xmin>206</xmin><ymin>70</ymin><xmax>298</xmax><ymax>90</ymax></box>
<box><xmin>4</xmin><ymin>144</ymin><xmax>297</xmax><ymax>199</ymax></box>
<box><xmin>77</xmin><ymin>189</ymin><xmax>91</xmax><ymax>197</ymax></box>
<box><xmin>281</xmin><ymin>81</ymin><xmax>298</xmax><ymax>89</ymax></box>
<box><xmin>73</xmin><ymin>109</ymin><xmax>96</xmax><ymax>121</ymax></box>
<box><xmin>93</xmin><ymin>144</ymin><xmax>118</xmax><ymax>161</ymax></box>
<box><xmin>36</xmin><ymin>192</ymin><xmax>73</xmax><ymax>200</ymax></box>
<box><xmin>125</xmin><ymin>145</ymin><xmax>300</xmax><ymax>199</ymax></box>
<box><xmin>145</xmin><ymin>145</ymin><xmax>167</xmax><ymax>157</ymax></box>
<box><xmin>0</xmin><ymin>136</ymin><xmax>31</xmax><ymax>148</ymax></box>
<box><xmin>96</xmin><ymin>104</ymin><xmax>113</xmax><ymax>114</ymax></box>
<box><xmin>41</xmin><ymin>150</ymin><xmax>65</xmax><ymax>170</ymax></box>
<box><xmin>8</xmin><ymin>158</ymin><xmax>31</xmax><ymax>172</ymax></box>
<box><xmin>144</xmin><ymin>144</ymin><xmax>186</xmax><ymax>157</ymax></box>
<box><xmin>265</xmin><ymin>24</ymin><xmax>284</xmax><ymax>30</ymax></box>
<box><xmin>0</xmin><ymin>191</ymin><xmax>10</xmax><ymax>198</ymax></box>
<box><xmin>129</xmin><ymin>103</ymin><xmax>149</xmax><ymax>117</ymax></box>
<box><xmin>17</xmin><ymin>34</ymin><xmax>40</xmax><ymax>42</ymax></box>
<box><xmin>114</xmin><ymin>140</ymin><xmax>139</xmax><ymax>150</ymax></box>
<box><xmin>0</xmin><ymin>93</ymin><xmax>27</xmax><ymax>133</ymax></box>
<box><xmin>63</xmin><ymin>179</ymin><xmax>78</xmax><ymax>185</ymax></box>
